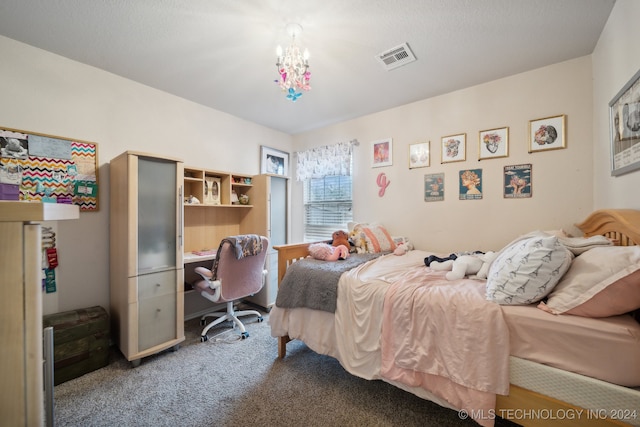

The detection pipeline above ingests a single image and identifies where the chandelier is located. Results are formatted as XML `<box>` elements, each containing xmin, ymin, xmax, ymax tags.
<box><xmin>275</xmin><ymin>23</ymin><xmax>311</xmax><ymax>102</ymax></box>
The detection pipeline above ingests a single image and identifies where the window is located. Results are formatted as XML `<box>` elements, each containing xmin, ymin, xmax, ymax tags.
<box><xmin>303</xmin><ymin>175</ymin><xmax>352</xmax><ymax>242</ymax></box>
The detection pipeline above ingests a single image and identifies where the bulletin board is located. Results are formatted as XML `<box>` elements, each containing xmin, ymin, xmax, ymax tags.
<box><xmin>0</xmin><ymin>127</ymin><xmax>99</xmax><ymax>211</ymax></box>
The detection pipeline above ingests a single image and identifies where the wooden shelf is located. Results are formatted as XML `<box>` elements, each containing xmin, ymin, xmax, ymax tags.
<box><xmin>183</xmin><ymin>166</ymin><xmax>258</xmax><ymax>255</ymax></box>
<box><xmin>0</xmin><ymin>201</ymin><xmax>79</xmax><ymax>222</ymax></box>
<box><xmin>184</xmin><ymin>203</ymin><xmax>252</xmax><ymax>208</ymax></box>
<box><xmin>183</xmin><ymin>167</ymin><xmax>253</xmax><ymax>207</ymax></box>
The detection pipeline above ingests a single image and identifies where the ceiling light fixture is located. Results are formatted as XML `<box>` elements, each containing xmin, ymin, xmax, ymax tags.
<box><xmin>275</xmin><ymin>23</ymin><xmax>310</xmax><ymax>102</ymax></box>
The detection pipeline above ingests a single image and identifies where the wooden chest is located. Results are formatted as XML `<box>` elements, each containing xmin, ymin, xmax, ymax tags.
<box><xmin>43</xmin><ymin>306</ymin><xmax>110</xmax><ymax>385</ymax></box>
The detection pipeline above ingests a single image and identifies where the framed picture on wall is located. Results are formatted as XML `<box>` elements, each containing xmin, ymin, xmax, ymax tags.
<box><xmin>441</xmin><ymin>133</ymin><xmax>466</xmax><ymax>163</ymax></box>
<box><xmin>528</xmin><ymin>115</ymin><xmax>566</xmax><ymax>152</ymax></box>
<box><xmin>424</xmin><ymin>173</ymin><xmax>444</xmax><ymax>202</ymax></box>
<box><xmin>478</xmin><ymin>127</ymin><xmax>509</xmax><ymax>160</ymax></box>
<box><xmin>409</xmin><ymin>142</ymin><xmax>430</xmax><ymax>169</ymax></box>
<box><xmin>260</xmin><ymin>145</ymin><xmax>289</xmax><ymax>176</ymax></box>
<box><xmin>609</xmin><ymin>67</ymin><xmax>640</xmax><ymax>176</ymax></box>
<box><xmin>503</xmin><ymin>164</ymin><xmax>532</xmax><ymax>198</ymax></box>
<box><xmin>459</xmin><ymin>168</ymin><xmax>482</xmax><ymax>200</ymax></box>
<box><xmin>372</xmin><ymin>138</ymin><xmax>393</xmax><ymax>167</ymax></box>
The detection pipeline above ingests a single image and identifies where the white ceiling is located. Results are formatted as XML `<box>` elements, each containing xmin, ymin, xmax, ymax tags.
<box><xmin>0</xmin><ymin>0</ymin><xmax>615</xmax><ymax>135</ymax></box>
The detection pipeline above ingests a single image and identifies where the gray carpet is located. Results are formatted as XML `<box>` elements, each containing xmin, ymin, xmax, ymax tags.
<box><xmin>54</xmin><ymin>307</ymin><xmax>517</xmax><ymax>427</ymax></box>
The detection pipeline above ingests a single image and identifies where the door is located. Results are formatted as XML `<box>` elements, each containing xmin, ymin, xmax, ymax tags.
<box><xmin>137</xmin><ymin>156</ymin><xmax>178</xmax><ymax>274</ymax></box>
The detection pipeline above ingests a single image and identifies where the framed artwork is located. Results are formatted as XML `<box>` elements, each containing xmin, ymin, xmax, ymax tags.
<box><xmin>503</xmin><ymin>164</ymin><xmax>532</xmax><ymax>198</ymax></box>
<box><xmin>260</xmin><ymin>145</ymin><xmax>289</xmax><ymax>176</ymax></box>
<box><xmin>609</xmin><ymin>67</ymin><xmax>640</xmax><ymax>176</ymax></box>
<box><xmin>0</xmin><ymin>126</ymin><xmax>99</xmax><ymax>211</ymax></box>
<box><xmin>204</xmin><ymin>176</ymin><xmax>221</xmax><ymax>205</ymax></box>
<box><xmin>528</xmin><ymin>115</ymin><xmax>566</xmax><ymax>152</ymax></box>
<box><xmin>459</xmin><ymin>168</ymin><xmax>482</xmax><ymax>200</ymax></box>
<box><xmin>424</xmin><ymin>172</ymin><xmax>444</xmax><ymax>202</ymax></box>
<box><xmin>372</xmin><ymin>138</ymin><xmax>393</xmax><ymax>167</ymax></box>
<box><xmin>479</xmin><ymin>127</ymin><xmax>509</xmax><ymax>160</ymax></box>
<box><xmin>409</xmin><ymin>142</ymin><xmax>430</xmax><ymax>169</ymax></box>
<box><xmin>441</xmin><ymin>133</ymin><xmax>466</xmax><ymax>163</ymax></box>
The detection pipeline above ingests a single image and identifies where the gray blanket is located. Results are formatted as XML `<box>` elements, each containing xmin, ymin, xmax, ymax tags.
<box><xmin>275</xmin><ymin>253</ymin><xmax>383</xmax><ymax>313</ymax></box>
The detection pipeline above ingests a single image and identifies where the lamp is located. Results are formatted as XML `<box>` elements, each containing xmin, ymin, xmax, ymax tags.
<box><xmin>275</xmin><ymin>23</ymin><xmax>311</xmax><ymax>102</ymax></box>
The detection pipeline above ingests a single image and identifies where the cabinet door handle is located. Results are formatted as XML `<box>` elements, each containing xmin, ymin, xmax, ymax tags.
<box><xmin>178</xmin><ymin>185</ymin><xmax>184</xmax><ymax>249</ymax></box>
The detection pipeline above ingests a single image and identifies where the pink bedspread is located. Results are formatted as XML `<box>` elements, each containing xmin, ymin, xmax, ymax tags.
<box><xmin>380</xmin><ymin>268</ymin><xmax>510</xmax><ymax>427</ymax></box>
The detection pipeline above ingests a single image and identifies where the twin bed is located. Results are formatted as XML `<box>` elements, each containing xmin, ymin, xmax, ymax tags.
<box><xmin>269</xmin><ymin>209</ymin><xmax>640</xmax><ymax>427</ymax></box>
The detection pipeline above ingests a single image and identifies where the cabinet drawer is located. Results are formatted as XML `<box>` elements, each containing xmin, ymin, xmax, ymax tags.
<box><xmin>138</xmin><ymin>294</ymin><xmax>176</xmax><ymax>351</ymax></box>
<box><xmin>138</xmin><ymin>270</ymin><xmax>175</xmax><ymax>300</ymax></box>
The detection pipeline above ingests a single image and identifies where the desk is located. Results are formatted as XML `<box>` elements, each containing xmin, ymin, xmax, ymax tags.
<box><xmin>184</xmin><ymin>251</ymin><xmax>216</xmax><ymax>264</ymax></box>
<box><xmin>183</xmin><ymin>252</ymin><xmax>225</xmax><ymax>320</ymax></box>
<box><xmin>183</xmin><ymin>251</ymin><xmax>216</xmax><ymax>291</ymax></box>
<box><xmin>0</xmin><ymin>201</ymin><xmax>79</xmax><ymax>426</ymax></box>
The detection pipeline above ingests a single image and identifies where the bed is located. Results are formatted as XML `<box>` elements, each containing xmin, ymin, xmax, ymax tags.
<box><xmin>270</xmin><ymin>209</ymin><xmax>640</xmax><ymax>427</ymax></box>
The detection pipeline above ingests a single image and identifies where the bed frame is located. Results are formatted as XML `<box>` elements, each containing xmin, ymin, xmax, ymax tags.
<box><xmin>273</xmin><ymin>209</ymin><xmax>640</xmax><ymax>427</ymax></box>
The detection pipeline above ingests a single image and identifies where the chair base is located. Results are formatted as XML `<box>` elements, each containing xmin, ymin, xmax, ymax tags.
<box><xmin>199</xmin><ymin>301</ymin><xmax>263</xmax><ymax>341</ymax></box>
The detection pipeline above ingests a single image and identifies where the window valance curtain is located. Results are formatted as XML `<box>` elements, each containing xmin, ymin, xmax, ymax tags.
<box><xmin>295</xmin><ymin>142</ymin><xmax>352</xmax><ymax>181</ymax></box>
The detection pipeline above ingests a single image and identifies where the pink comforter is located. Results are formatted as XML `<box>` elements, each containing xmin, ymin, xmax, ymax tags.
<box><xmin>380</xmin><ymin>268</ymin><xmax>510</xmax><ymax>427</ymax></box>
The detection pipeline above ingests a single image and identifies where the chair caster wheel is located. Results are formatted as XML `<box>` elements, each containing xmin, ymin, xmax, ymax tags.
<box><xmin>200</xmin><ymin>319</ymin><xmax>206</xmax><ymax>326</ymax></box>
<box><xmin>257</xmin><ymin>316</ymin><xmax>264</xmax><ymax>323</ymax></box>
<box><xmin>200</xmin><ymin>335</ymin><xmax>208</xmax><ymax>342</ymax></box>
<box><xmin>241</xmin><ymin>332</ymin><xmax>249</xmax><ymax>339</ymax></box>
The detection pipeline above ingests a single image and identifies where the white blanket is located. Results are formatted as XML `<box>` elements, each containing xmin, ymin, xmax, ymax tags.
<box><xmin>334</xmin><ymin>250</ymin><xmax>429</xmax><ymax>378</ymax></box>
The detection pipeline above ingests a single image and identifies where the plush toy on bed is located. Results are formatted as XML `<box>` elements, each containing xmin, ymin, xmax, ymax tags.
<box><xmin>430</xmin><ymin>251</ymin><xmax>497</xmax><ymax>280</ymax></box>
<box><xmin>308</xmin><ymin>242</ymin><xmax>350</xmax><ymax>261</ymax></box>
<box><xmin>330</xmin><ymin>230</ymin><xmax>353</xmax><ymax>252</ymax></box>
<box><xmin>393</xmin><ymin>238</ymin><xmax>414</xmax><ymax>255</ymax></box>
<box><xmin>349</xmin><ymin>229</ymin><xmax>367</xmax><ymax>254</ymax></box>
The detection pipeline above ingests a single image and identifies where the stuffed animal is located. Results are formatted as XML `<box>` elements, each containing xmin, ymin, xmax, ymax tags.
<box><xmin>350</xmin><ymin>229</ymin><xmax>368</xmax><ymax>254</ymax></box>
<box><xmin>308</xmin><ymin>242</ymin><xmax>350</xmax><ymax>261</ymax></box>
<box><xmin>331</xmin><ymin>230</ymin><xmax>351</xmax><ymax>250</ymax></box>
<box><xmin>430</xmin><ymin>251</ymin><xmax>497</xmax><ymax>280</ymax></box>
<box><xmin>393</xmin><ymin>239</ymin><xmax>414</xmax><ymax>255</ymax></box>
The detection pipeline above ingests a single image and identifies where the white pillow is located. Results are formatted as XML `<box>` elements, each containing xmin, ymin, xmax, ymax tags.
<box><xmin>538</xmin><ymin>246</ymin><xmax>640</xmax><ymax>316</ymax></box>
<box><xmin>486</xmin><ymin>235</ymin><xmax>572</xmax><ymax>305</ymax></box>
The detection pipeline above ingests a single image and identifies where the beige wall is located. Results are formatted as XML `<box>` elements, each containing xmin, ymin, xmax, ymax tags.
<box><xmin>1</xmin><ymin>0</ymin><xmax>638</xmax><ymax>314</ymax></box>
<box><xmin>292</xmin><ymin>56</ymin><xmax>595</xmax><ymax>252</ymax></box>
<box><xmin>591</xmin><ymin>0</ymin><xmax>640</xmax><ymax>209</ymax></box>
<box><xmin>0</xmin><ymin>35</ymin><xmax>292</xmax><ymax>314</ymax></box>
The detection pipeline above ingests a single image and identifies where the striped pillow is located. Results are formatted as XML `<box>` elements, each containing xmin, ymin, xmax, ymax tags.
<box><xmin>353</xmin><ymin>223</ymin><xmax>396</xmax><ymax>253</ymax></box>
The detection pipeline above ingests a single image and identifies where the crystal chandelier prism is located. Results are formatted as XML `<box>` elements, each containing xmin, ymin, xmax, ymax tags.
<box><xmin>275</xmin><ymin>23</ymin><xmax>311</xmax><ymax>102</ymax></box>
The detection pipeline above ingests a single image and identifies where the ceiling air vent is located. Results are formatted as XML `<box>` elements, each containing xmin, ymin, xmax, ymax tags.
<box><xmin>376</xmin><ymin>42</ymin><xmax>417</xmax><ymax>71</ymax></box>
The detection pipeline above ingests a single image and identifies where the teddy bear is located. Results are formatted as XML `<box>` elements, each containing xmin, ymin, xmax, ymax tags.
<box><xmin>430</xmin><ymin>251</ymin><xmax>497</xmax><ymax>280</ymax></box>
<box><xmin>308</xmin><ymin>242</ymin><xmax>350</xmax><ymax>261</ymax></box>
<box><xmin>331</xmin><ymin>230</ymin><xmax>354</xmax><ymax>253</ymax></box>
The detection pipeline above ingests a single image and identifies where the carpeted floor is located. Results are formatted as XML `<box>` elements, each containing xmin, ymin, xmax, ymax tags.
<box><xmin>53</xmin><ymin>307</ymin><xmax>519</xmax><ymax>427</ymax></box>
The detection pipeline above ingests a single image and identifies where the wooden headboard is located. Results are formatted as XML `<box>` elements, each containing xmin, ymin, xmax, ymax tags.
<box><xmin>575</xmin><ymin>209</ymin><xmax>640</xmax><ymax>246</ymax></box>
